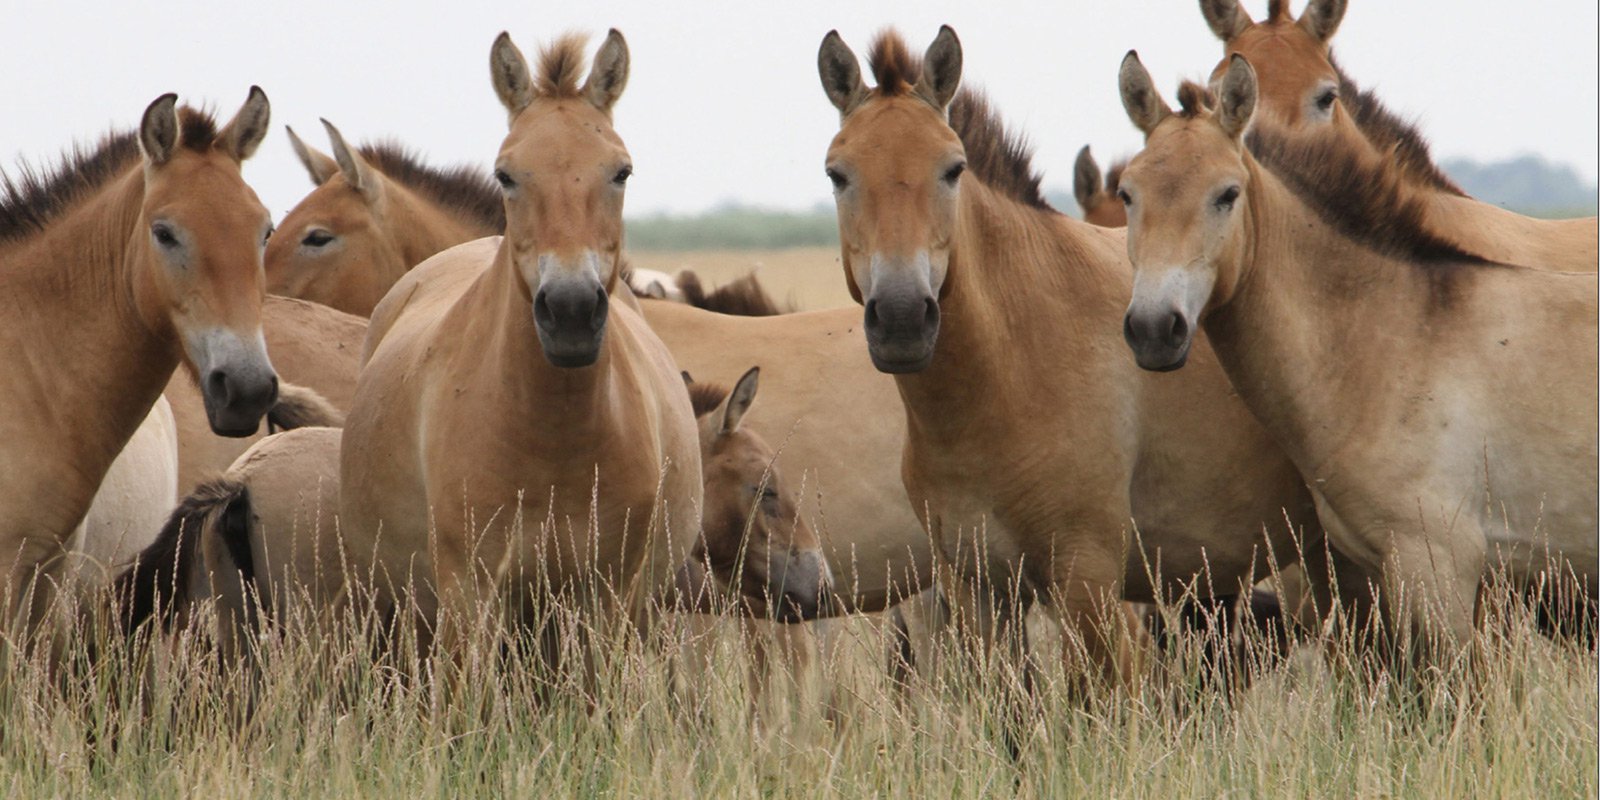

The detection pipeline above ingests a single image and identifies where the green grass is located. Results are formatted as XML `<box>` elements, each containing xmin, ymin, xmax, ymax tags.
<box><xmin>625</xmin><ymin>204</ymin><xmax>838</xmax><ymax>252</ymax></box>
<box><xmin>2</xmin><ymin>570</ymin><xmax>1593</xmax><ymax>798</ymax></box>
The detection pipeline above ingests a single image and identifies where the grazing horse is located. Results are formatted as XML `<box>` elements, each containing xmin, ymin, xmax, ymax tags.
<box><xmin>816</xmin><ymin>28</ymin><xmax>1326</xmax><ymax>687</ymax></box>
<box><xmin>1116</xmin><ymin>53</ymin><xmax>1597</xmax><ymax>670</ymax></box>
<box><xmin>1197</xmin><ymin>0</ymin><xmax>1597</xmax><ymax>271</ymax></box>
<box><xmin>0</xmin><ymin>89</ymin><xmax>278</xmax><ymax>631</ymax></box>
<box><xmin>340</xmin><ymin>31</ymin><xmax>701</xmax><ymax>643</ymax></box>
<box><xmin>1073</xmin><ymin>145</ymin><xmax>1128</xmax><ymax>228</ymax></box>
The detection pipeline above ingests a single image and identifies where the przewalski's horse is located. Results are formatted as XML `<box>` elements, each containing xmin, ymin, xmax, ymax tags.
<box><xmin>1116</xmin><ymin>53</ymin><xmax>1597</xmax><ymax>672</ymax></box>
<box><xmin>1073</xmin><ymin>145</ymin><xmax>1128</xmax><ymax>228</ymax></box>
<box><xmin>341</xmin><ymin>31</ymin><xmax>701</xmax><ymax>644</ymax></box>
<box><xmin>1196</xmin><ymin>0</ymin><xmax>1597</xmax><ymax>271</ymax></box>
<box><xmin>0</xmin><ymin>89</ymin><xmax>278</xmax><ymax>631</ymax></box>
<box><xmin>816</xmin><ymin>27</ymin><xmax>1325</xmax><ymax>687</ymax></box>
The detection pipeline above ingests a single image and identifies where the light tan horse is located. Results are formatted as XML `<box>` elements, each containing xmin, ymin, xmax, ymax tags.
<box><xmin>266</xmin><ymin>122</ymin><xmax>504</xmax><ymax>316</ymax></box>
<box><xmin>1073</xmin><ymin>145</ymin><xmax>1128</xmax><ymax>228</ymax></box>
<box><xmin>0</xmin><ymin>89</ymin><xmax>278</xmax><ymax>630</ymax></box>
<box><xmin>165</xmin><ymin>295</ymin><xmax>363</xmax><ymax>493</ymax></box>
<box><xmin>1117</xmin><ymin>53</ymin><xmax>1597</xmax><ymax>669</ymax></box>
<box><xmin>1197</xmin><ymin>0</ymin><xmax>1597</xmax><ymax>271</ymax></box>
<box><xmin>816</xmin><ymin>28</ymin><xmax>1327</xmax><ymax>686</ymax></box>
<box><xmin>341</xmin><ymin>31</ymin><xmax>701</xmax><ymax>644</ymax></box>
<box><xmin>60</xmin><ymin>398</ymin><xmax>179</xmax><ymax>594</ymax></box>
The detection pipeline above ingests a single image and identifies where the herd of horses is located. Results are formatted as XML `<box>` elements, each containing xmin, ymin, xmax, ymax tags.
<box><xmin>2</xmin><ymin>0</ymin><xmax>1595</xmax><ymax>712</ymax></box>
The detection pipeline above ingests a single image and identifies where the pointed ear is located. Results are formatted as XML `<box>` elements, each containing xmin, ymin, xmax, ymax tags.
<box><xmin>139</xmin><ymin>93</ymin><xmax>180</xmax><ymax>166</ymax></box>
<box><xmin>1199</xmin><ymin>0</ymin><xmax>1254</xmax><ymax>41</ymax></box>
<box><xmin>681</xmin><ymin>371</ymin><xmax>694</xmax><ymax>386</ymax></box>
<box><xmin>320</xmin><ymin>118</ymin><xmax>379</xmax><ymax>199</ymax></box>
<box><xmin>915</xmin><ymin>25</ymin><xmax>963</xmax><ymax>113</ymax></box>
<box><xmin>719</xmin><ymin>366</ymin><xmax>760</xmax><ymax>435</ymax></box>
<box><xmin>1073</xmin><ymin>145</ymin><xmax>1103</xmax><ymax>209</ymax></box>
<box><xmin>817</xmin><ymin>30</ymin><xmax>866</xmax><ymax>116</ymax></box>
<box><xmin>1119</xmin><ymin>51</ymin><xmax>1173</xmax><ymax>137</ymax></box>
<box><xmin>584</xmin><ymin>29</ymin><xmax>630</xmax><ymax>114</ymax></box>
<box><xmin>1216</xmin><ymin>55</ymin><xmax>1258</xmax><ymax>140</ymax></box>
<box><xmin>218</xmin><ymin>85</ymin><xmax>270</xmax><ymax>162</ymax></box>
<box><xmin>490</xmin><ymin>31</ymin><xmax>535</xmax><ymax>120</ymax></box>
<box><xmin>1298</xmin><ymin>0</ymin><xmax>1347</xmax><ymax>43</ymax></box>
<box><xmin>286</xmin><ymin>125</ymin><xmax>339</xmax><ymax>186</ymax></box>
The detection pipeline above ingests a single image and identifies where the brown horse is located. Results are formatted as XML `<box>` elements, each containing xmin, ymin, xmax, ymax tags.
<box><xmin>1117</xmin><ymin>53</ymin><xmax>1597</xmax><ymax>669</ymax></box>
<box><xmin>1197</xmin><ymin>0</ymin><xmax>1597</xmax><ymax>271</ymax></box>
<box><xmin>1073</xmin><ymin>145</ymin><xmax>1128</xmax><ymax>228</ymax></box>
<box><xmin>816</xmin><ymin>28</ymin><xmax>1326</xmax><ymax>686</ymax></box>
<box><xmin>341</xmin><ymin>32</ymin><xmax>700</xmax><ymax>642</ymax></box>
<box><xmin>0</xmin><ymin>89</ymin><xmax>278</xmax><ymax>629</ymax></box>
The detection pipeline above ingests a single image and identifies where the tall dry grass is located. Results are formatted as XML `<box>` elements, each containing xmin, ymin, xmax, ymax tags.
<box><xmin>1</xmin><ymin>558</ymin><xmax>1593</xmax><ymax>799</ymax></box>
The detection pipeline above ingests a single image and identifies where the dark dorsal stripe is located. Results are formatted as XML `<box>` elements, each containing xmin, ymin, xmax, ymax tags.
<box><xmin>1329</xmin><ymin>55</ymin><xmax>1466</xmax><ymax>197</ymax></box>
<box><xmin>866</xmin><ymin>30</ymin><xmax>1052</xmax><ymax>211</ymax></box>
<box><xmin>0</xmin><ymin>109</ymin><xmax>219</xmax><ymax>245</ymax></box>
<box><xmin>358</xmin><ymin>142</ymin><xmax>505</xmax><ymax>232</ymax></box>
<box><xmin>677</xmin><ymin>270</ymin><xmax>789</xmax><ymax>316</ymax></box>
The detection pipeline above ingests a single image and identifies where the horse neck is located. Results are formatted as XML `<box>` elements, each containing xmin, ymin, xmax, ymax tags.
<box><xmin>1421</xmin><ymin>192</ymin><xmax>1596</xmax><ymax>269</ymax></box>
<box><xmin>384</xmin><ymin>183</ymin><xmax>497</xmax><ymax>285</ymax></box>
<box><xmin>0</xmin><ymin>168</ymin><xmax>177</xmax><ymax>531</ymax></box>
<box><xmin>1204</xmin><ymin>157</ymin><xmax>1418</xmax><ymax>471</ymax></box>
<box><xmin>892</xmin><ymin>180</ymin><xmax>1125</xmax><ymax>437</ymax></box>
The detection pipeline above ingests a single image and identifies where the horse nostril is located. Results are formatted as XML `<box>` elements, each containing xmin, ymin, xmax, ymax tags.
<box><xmin>922</xmin><ymin>297</ymin><xmax>939</xmax><ymax>327</ymax></box>
<box><xmin>533</xmin><ymin>290</ymin><xmax>552</xmax><ymax>324</ymax></box>
<box><xmin>206</xmin><ymin>369</ymin><xmax>230</xmax><ymax>404</ymax></box>
<box><xmin>1169</xmin><ymin>313</ymin><xmax>1189</xmax><ymax>345</ymax></box>
<box><xmin>864</xmin><ymin>299</ymin><xmax>881</xmax><ymax>328</ymax></box>
<box><xmin>1123</xmin><ymin>313</ymin><xmax>1137</xmax><ymax>344</ymax></box>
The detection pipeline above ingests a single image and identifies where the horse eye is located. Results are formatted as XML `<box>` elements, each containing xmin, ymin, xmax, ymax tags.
<box><xmin>1215</xmin><ymin>185</ymin><xmax>1241</xmax><ymax>210</ymax></box>
<box><xmin>825</xmin><ymin>167</ymin><xmax>848</xmax><ymax>190</ymax></box>
<box><xmin>494</xmin><ymin>169</ymin><xmax>516</xmax><ymax>190</ymax></box>
<box><xmin>1117</xmin><ymin>189</ymin><xmax>1132</xmax><ymax>206</ymax></box>
<box><xmin>1316</xmin><ymin>89</ymin><xmax>1337</xmax><ymax>112</ymax></box>
<box><xmin>613</xmin><ymin>165</ymin><xmax>632</xmax><ymax>185</ymax></box>
<box><xmin>761</xmin><ymin>487</ymin><xmax>779</xmax><ymax>500</ymax></box>
<box><xmin>943</xmin><ymin>163</ymin><xmax>966</xmax><ymax>185</ymax></box>
<box><xmin>302</xmin><ymin>230</ymin><xmax>334</xmax><ymax>248</ymax></box>
<box><xmin>151</xmin><ymin>223</ymin><xmax>179</xmax><ymax>248</ymax></box>
<box><xmin>262</xmin><ymin>226</ymin><xmax>275</xmax><ymax>246</ymax></box>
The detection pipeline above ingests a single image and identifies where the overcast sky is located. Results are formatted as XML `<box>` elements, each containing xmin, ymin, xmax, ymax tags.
<box><xmin>4</xmin><ymin>1</ymin><xmax>1595</xmax><ymax>218</ymax></box>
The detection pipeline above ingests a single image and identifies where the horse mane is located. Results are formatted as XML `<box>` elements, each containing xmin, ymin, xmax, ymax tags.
<box><xmin>1246</xmin><ymin>123</ymin><xmax>1491</xmax><ymax>265</ymax></box>
<box><xmin>536</xmin><ymin>33</ymin><xmax>591</xmax><ymax>98</ymax></box>
<box><xmin>112</xmin><ymin>478</ymin><xmax>251</xmax><ymax>631</ymax></box>
<box><xmin>1104</xmin><ymin>159</ymin><xmax>1127</xmax><ymax>194</ymax></box>
<box><xmin>1328</xmin><ymin>55</ymin><xmax>1466</xmax><ymax>196</ymax></box>
<box><xmin>1267</xmin><ymin>0</ymin><xmax>1292</xmax><ymax>22</ymax></box>
<box><xmin>687</xmin><ymin>381</ymin><xmax>728</xmax><ymax>418</ymax></box>
<box><xmin>0</xmin><ymin>108</ymin><xmax>219</xmax><ymax>245</ymax></box>
<box><xmin>358</xmin><ymin>142</ymin><xmax>505</xmax><ymax>231</ymax></box>
<box><xmin>867</xmin><ymin>30</ymin><xmax>1052</xmax><ymax>211</ymax></box>
<box><xmin>677</xmin><ymin>270</ymin><xmax>790</xmax><ymax>316</ymax></box>
<box><xmin>1177</xmin><ymin>81</ymin><xmax>1214</xmax><ymax>119</ymax></box>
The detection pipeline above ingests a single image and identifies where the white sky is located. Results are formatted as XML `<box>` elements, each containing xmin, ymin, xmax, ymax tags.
<box><xmin>4</xmin><ymin>1</ymin><xmax>1595</xmax><ymax>218</ymax></box>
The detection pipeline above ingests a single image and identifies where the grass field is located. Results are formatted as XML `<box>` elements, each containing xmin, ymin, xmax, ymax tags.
<box><xmin>2</xmin><ymin>571</ymin><xmax>1594</xmax><ymax>798</ymax></box>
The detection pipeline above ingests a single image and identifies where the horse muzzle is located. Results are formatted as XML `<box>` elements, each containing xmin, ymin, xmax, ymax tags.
<box><xmin>1123</xmin><ymin>303</ymin><xmax>1194</xmax><ymax>372</ymax></box>
<box><xmin>534</xmin><ymin>274</ymin><xmax>609</xmax><ymax>368</ymax></box>
<box><xmin>769</xmin><ymin>549</ymin><xmax>836</xmax><ymax>623</ymax></box>
<box><xmin>192</xmin><ymin>329</ymin><xmax>279</xmax><ymax>436</ymax></box>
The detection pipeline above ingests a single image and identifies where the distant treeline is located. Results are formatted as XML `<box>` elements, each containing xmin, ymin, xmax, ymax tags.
<box><xmin>626</xmin><ymin>156</ymin><xmax>1595</xmax><ymax>250</ymax></box>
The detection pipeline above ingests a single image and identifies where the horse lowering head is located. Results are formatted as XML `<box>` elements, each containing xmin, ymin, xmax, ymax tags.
<box><xmin>490</xmin><ymin>30</ymin><xmax>633</xmax><ymax>368</ymax></box>
<box><xmin>689</xmin><ymin>368</ymin><xmax>834</xmax><ymax>622</ymax></box>
<box><xmin>137</xmin><ymin>89</ymin><xmax>278</xmax><ymax>435</ymax></box>
<box><xmin>817</xmin><ymin>27</ymin><xmax>966</xmax><ymax>373</ymax></box>
<box><xmin>1116</xmin><ymin>53</ymin><xmax>1259</xmax><ymax>371</ymax></box>
<box><xmin>1200</xmin><ymin>0</ymin><xmax>1346</xmax><ymax>129</ymax></box>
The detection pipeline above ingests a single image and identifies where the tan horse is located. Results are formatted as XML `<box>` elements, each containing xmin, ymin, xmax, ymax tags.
<box><xmin>165</xmin><ymin>295</ymin><xmax>363</xmax><ymax>493</ymax></box>
<box><xmin>816</xmin><ymin>28</ymin><xmax>1327</xmax><ymax>685</ymax></box>
<box><xmin>1197</xmin><ymin>0</ymin><xmax>1597</xmax><ymax>271</ymax></box>
<box><xmin>341</xmin><ymin>31</ymin><xmax>700</xmax><ymax>640</ymax></box>
<box><xmin>0</xmin><ymin>89</ymin><xmax>278</xmax><ymax>629</ymax></box>
<box><xmin>1073</xmin><ymin>145</ymin><xmax>1128</xmax><ymax>228</ymax></box>
<box><xmin>61</xmin><ymin>398</ymin><xmax>179</xmax><ymax>595</ymax></box>
<box><xmin>1117</xmin><ymin>54</ymin><xmax>1597</xmax><ymax>667</ymax></box>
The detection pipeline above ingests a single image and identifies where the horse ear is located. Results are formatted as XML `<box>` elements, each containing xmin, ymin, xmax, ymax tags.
<box><xmin>320</xmin><ymin>119</ymin><xmax>379</xmax><ymax>200</ymax></box>
<box><xmin>1119</xmin><ymin>51</ymin><xmax>1172</xmax><ymax>137</ymax></box>
<box><xmin>681</xmin><ymin>371</ymin><xmax>694</xmax><ymax>386</ymax></box>
<box><xmin>584</xmin><ymin>29</ymin><xmax>630</xmax><ymax>114</ymax></box>
<box><xmin>817</xmin><ymin>30</ymin><xmax>866</xmax><ymax>116</ymax></box>
<box><xmin>490</xmin><ymin>31</ymin><xmax>535</xmax><ymax>120</ymax></box>
<box><xmin>1199</xmin><ymin>0</ymin><xmax>1253</xmax><ymax>41</ymax></box>
<box><xmin>1073</xmin><ymin>145</ymin><xmax>1103</xmax><ymax>210</ymax></box>
<box><xmin>218</xmin><ymin>85</ymin><xmax>270</xmax><ymax>162</ymax></box>
<box><xmin>1297</xmin><ymin>0</ymin><xmax>1347</xmax><ymax>43</ymax></box>
<box><xmin>916</xmin><ymin>25</ymin><xmax>963</xmax><ymax>113</ymax></box>
<box><xmin>720</xmin><ymin>366</ymin><xmax>760</xmax><ymax>435</ymax></box>
<box><xmin>139</xmin><ymin>93</ymin><xmax>180</xmax><ymax>166</ymax></box>
<box><xmin>286</xmin><ymin>125</ymin><xmax>339</xmax><ymax>186</ymax></box>
<box><xmin>1216</xmin><ymin>55</ymin><xmax>1258</xmax><ymax>140</ymax></box>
